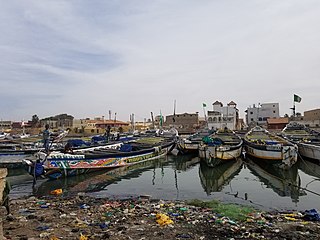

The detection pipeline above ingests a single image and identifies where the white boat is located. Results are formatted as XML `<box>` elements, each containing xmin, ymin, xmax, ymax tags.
<box><xmin>281</xmin><ymin>122</ymin><xmax>320</xmax><ymax>162</ymax></box>
<box><xmin>244</xmin><ymin>126</ymin><xmax>298</xmax><ymax>169</ymax></box>
<box><xmin>0</xmin><ymin>132</ymin><xmax>9</xmax><ymax>140</ymax></box>
<box><xmin>177</xmin><ymin>128</ymin><xmax>215</xmax><ymax>155</ymax></box>
<box><xmin>198</xmin><ymin>128</ymin><xmax>243</xmax><ymax>167</ymax></box>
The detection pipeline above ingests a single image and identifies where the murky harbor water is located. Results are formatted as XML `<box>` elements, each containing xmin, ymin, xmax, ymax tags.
<box><xmin>3</xmin><ymin>155</ymin><xmax>320</xmax><ymax>211</ymax></box>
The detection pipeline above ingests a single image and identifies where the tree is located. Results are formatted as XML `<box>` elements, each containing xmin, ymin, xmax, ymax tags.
<box><xmin>31</xmin><ymin>114</ymin><xmax>40</xmax><ymax>127</ymax></box>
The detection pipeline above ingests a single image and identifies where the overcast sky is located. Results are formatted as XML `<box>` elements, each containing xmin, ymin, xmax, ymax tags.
<box><xmin>1</xmin><ymin>0</ymin><xmax>319</xmax><ymax>122</ymax></box>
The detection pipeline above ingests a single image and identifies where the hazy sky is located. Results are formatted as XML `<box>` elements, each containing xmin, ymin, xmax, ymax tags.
<box><xmin>1</xmin><ymin>0</ymin><xmax>319</xmax><ymax>122</ymax></box>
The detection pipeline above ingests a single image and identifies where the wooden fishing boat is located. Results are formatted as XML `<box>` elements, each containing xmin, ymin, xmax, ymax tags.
<box><xmin>199</xmin><ymin>159</ymin><xmax>243</xmax><ymax>195</ymax></box>
<box><xmin>198</xmin><ymin>128</ymin><xmax>243</xmax><ymax>167</ymax></box>
<box><xmin>280</xmin><ymin>122</ymin><xmax>320</xmax><ymax>162</ymax></box>
<box><xmin>176</xmin><ymin>128</ymin><xmax>215</xmax><ymax>155</ymax></box>
<box><xmin>23</xmin><ymin>137</ymin><xmax>176</xmax><ymax>179</ymax></box>
<box><xmin>0</xmin><ymin>142</ymin><xmax>40</xmax><ymax>156</ymax></box>
<box><xmin>244</xmin><ymin>126</ymin><xmax>298</xmax><ymax>169</ymax></box>
<box><xmin>33</xmin><ymin>154</ymin><xmax>171</xmax><ymax>196</ymax></box>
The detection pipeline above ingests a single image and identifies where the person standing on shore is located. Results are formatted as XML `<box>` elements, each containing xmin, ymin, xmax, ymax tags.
<box><xmin>43</xmin><ymin>124</ymin><xmax>51</xmax><ymax>153</ymax></box>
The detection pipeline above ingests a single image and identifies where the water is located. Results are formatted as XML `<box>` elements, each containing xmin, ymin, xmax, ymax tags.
<box><xmin>3</xmin><ymin>155</ymin><xmax>320</xmax><ymax>211</ymax></box>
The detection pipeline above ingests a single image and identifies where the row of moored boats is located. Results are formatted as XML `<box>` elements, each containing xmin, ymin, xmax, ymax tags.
<box><xmin>177</xmin><ymin>122</ymin><xmax>320</xmax><ymax>169</ymax></box>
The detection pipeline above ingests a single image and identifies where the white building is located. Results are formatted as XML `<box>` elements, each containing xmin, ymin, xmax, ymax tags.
<box><xmin>245</xmin><ymin>103</ymin><xmax>280</xmax><ymax>126</ymax></box>
<box><xmin>207</xmin><ymin>101</ymin><xmax>239</xmax><ymax>130</ymax></box>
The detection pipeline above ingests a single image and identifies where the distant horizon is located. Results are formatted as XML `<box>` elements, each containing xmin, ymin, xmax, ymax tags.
<box><xmin>0</xmin><ymin>99</ymin><xmax>309</xmax><ymax>122</ymax></box>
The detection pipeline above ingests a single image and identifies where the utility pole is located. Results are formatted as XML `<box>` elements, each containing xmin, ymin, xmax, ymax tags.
<box><xmin>151</xmin><ymin>112</ymin><xmax>155</xmax><ymax>129</ymax></box>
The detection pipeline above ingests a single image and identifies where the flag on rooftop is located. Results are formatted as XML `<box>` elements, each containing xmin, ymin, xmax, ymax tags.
<box><xmin>202</xmin><ymin>103</ymin><xmax>207</xmax><ymax>107</ymax></box>
<box><xmin>294</xmin><ymin>94</ymin><xmax>302</xmax><ymax>103</ymax></box>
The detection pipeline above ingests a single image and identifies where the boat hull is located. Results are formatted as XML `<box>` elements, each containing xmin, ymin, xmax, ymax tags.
<box><xmin>244</xmin><ymin>141</ymin><xmax>297</xmax><ymax>169</ymax></box>
<box><xmin>199</xmin><ymin>145</ymin><xmax>242</xmax><ymax>167</ymax></box>
<box><xmin>23</xmin><ymin>141</ymin><xmax>175</xmax><ymax>179</ymax></box>
<box><xmin>297</xmin><ymin>142</ymin><xmax>320</xmax><ymax>162</ymax></box>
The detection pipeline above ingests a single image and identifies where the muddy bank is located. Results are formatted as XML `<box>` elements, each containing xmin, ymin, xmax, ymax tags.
<box><xmin>2</xmin><ymin>194</ymin><xmax>320</xmax><ymax>239</ymax></box>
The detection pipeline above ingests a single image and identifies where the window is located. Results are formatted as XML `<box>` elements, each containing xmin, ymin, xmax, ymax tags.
<box><xmin>213</xmin><ymin>117</ymin><xmax>217</xmax><ymax>122</ymax></box>
<box><xmin>251</xmin><ymin>118</ymin><xmax>254</xmax><ymax>121</ymax></box>
<box><xmin>273</xmin><ymin>111</ymin><xmax>276</xmax><ymax>113</ymax></box>
<box><xmin>258</xmin><ymin>117</ymin><xmax>262</xmax><ymax>121</ymax></box>
<box><xmin>250</xmin><ymin>112</ymin><xmax>253</xmax><ymax>114</ymax></box>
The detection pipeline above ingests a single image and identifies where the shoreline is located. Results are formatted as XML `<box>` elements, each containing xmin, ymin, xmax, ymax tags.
<box><xmin>2</xmin><ymin>193</ymin><xmax>320</xmax><ymax>239</ymax></box>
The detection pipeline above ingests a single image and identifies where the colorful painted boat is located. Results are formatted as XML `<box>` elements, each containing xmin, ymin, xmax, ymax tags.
<box><xmin>244</xmin><ymin>126</ymin><xmax>298</xmax><ymax>169</ymax></box>
<box><xmin>198</xmin><ymin>128</ymin><xmax>243</xmax><ymax>167</ymax></box>
<box><xmin>281</xmin><ymin>122</ymin><xmax>320</xmax><ymax>162</ymax></box>
<box><xmin>23</xmin><ymin>137</ymin><xmax>176</xmax><ymax>179</ymax></box>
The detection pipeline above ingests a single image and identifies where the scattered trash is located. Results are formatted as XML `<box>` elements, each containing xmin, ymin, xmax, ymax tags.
<box><xmin>303</xmin><ymin>209</ymin><xmax>320</xmax><ymax>221</ymax></box>
<box><xmin>79</xmin><ymin>233</ymin><xmax>88</xmax><ymax>240</ymax></box>
<box><xmin>4</xmin><ymin>196</ymin><xmax>320</xmax><ymax>239</ymax></box>
<box><xmin>50</xmin><ymin>188</ymin><xmax>63</xmax><ymax>195</ymax></box>
<box><xmin>35</xmin><ymin>225</ymin><xmax>50</xmax><ymax>231</ymax></box>
<box><xmin>156</xmin><ymin>213</ymin><xmax>174</xmax><ymax>226</ymax></box>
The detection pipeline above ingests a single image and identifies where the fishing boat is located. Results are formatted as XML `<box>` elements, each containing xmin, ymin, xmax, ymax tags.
<box><xmin>23</xmin><ymin>137</ymin><xmax>176</xmax><ymax>179</ymax></box>
<box><xmin>0</xmin><ymin>132</ymin><xmax>9</xmax><ymax>140</ymax></box>
<box><xmin>246</xmin><ymin>157</ymin><xmax>305</xmax><ymax>203</ymax></box>
<box><xmin>177</xmin><ymin>128</ymin><xmax>215</xmax><ymax>155</ymax></box>
<box><xmin>33</xmin><ymin>153</ymin><xmax>171</xmax><ymax>197</ymax></box>
<box><xmin>281</xmin><ymin>122</ymin><xmax>320</xmax><ymax>162</ymax></box>
<box><xmin>244</xmin><ymin>126</ymin><xmax>298</xmax><ymax>169</ymax></box>
<box><xmin>199</xmin><ymin>159</ymin><xmax>243</xmax><ymax>195</ymax></box>
<box><xmin>198</xmin><ymin>127</ymin><xmax>243</xmax><ymax>167</ymax></box>
<box><xmin>0</xmin><ymin>142</ymin><xmax>40</xmax><ymax>156</ymax></box>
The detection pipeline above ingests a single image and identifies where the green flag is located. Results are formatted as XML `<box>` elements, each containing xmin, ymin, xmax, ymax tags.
<box><xmin>294</xmin><ymin>94</ymin><xmax>302</xmax><ymax>103</ymax></box>
<box><xmin>203</xmin><ymin>103</ymin><xmax>207</xmax><ymax>107</ymax></box>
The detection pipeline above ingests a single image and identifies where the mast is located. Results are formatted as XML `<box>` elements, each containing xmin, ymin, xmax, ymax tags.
<box><xmin>150</xmin><ymin>112</ymin><xmax>155</xmax><ymax>129</ymax></box>
<box><xmin>173</xmin><ymin>100</ymin><xmax>176</xmax><ymax>129</ymax></box>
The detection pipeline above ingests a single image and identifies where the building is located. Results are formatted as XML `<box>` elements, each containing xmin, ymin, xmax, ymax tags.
<box><xmin>165</xmin><ymin>113</ymin><xmax>199</xmax><ymax>134</ymax></box>
<box><xmin>207</xmin><ymin>101</ymin><xmax>240</xmax><ymax>130</ymax></box>
<box><xmin>0</xmin><ymin>121</ymin><xmax>12</xmax><ymax>131</ymax></box>
<box><xmin>40</xmin><ymin>114</ymin><xmax>74</xmax><ymax>129</ymax></box>
<box><xmin>245</xmin><ymin>103</ymin><xmax>280</xmax><ymax>126</ymax></box>
<box><xmin>72</xmin><ymin>118</ymin><xmax>129</xmax><ymax>135</ymax></box>
<box><xmin>304</xmin><ymin>109</ymin><xmax>320</xmax><ymax>121</ymax></box>
<box><xmin>267</xmin><ymin>117</ymin><xmax>289</xmax><ymax>131</ymax></box>
<box><xmin>298</xmin><ymin>108</ymin><xmax>320</xmax><ymax>128</ymax></box>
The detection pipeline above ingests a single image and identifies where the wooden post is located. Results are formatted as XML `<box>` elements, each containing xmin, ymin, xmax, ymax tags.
<box><xmin>0</xmin><ymin>168</ymin><xmax>8</xmax><ymax>240</ymax></box>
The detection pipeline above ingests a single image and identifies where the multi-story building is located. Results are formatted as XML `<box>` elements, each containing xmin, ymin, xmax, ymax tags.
<box><xmin>73</xmin><ymin>118</ymin><xmax>129</xmax><ymax>135</ymax></box>
<box><xmin>40</xmin><ymin>114</ymin><xmax>74</xmax><ymax>129</ymax></box>
<box><xmin>165</xmin><ymin>113</ymin><xmax>199</xmax><ymax>134</ymax></box>
<box><xmin>304</xmin><ymin>109</ymin><xmax>320</xmax><ymax>121</ymax></box>
<box><xmin>302</xmin><ymin>108</ymin><xmax>320</xmax><ymax>128</ymax></box>
<box><xmin>207</xmin><ymin>101</ymin><xmax>239</xmax><ymax>130</ymax></box>
<box><xmin>245</xmin><ymin>103</ymin><xmax>280</xmax><ymax>126</ymax></box>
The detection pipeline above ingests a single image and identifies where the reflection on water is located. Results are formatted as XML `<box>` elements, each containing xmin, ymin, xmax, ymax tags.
<box><xmin>34</xmin><ymin>156</ymin><xmax>172</xmax><ymax>197</ymax></box>
<box><xmin>299</xmin><ymin>159</ymin><xmax>320</xmax><ymax>179</ymax></box>
<box><xmin>246</xmin><ymin>158</ymin><xmax>306</xmax><ymax>203</ymax></box>
<box><xmin>199</xmin><ymin>160</ymin><xmax>243</xmax><ymax>195</ymax></box>
<box><xmin>4</xmin><ymin>154</ymin><xmax>320</xmax><ymax>211</ymax></box>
